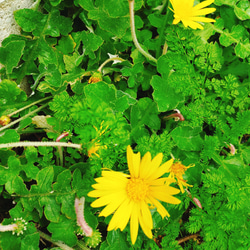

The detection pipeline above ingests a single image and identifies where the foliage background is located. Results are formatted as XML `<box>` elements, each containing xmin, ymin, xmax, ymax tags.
<box><xmin>0</xmin><ymin>0</ymin><xmax>249</xmax><ymax>249</ymax></box>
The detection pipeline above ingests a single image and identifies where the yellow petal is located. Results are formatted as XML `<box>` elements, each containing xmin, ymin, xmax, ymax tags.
<box><xmin>152</xmin><ymin>192</ymin><xmax>181</xmax><ymax>205</ymax></box>
<box><xmin>138</xmin><ymin>201</ymin><xmax>153</xmax><ymax>238</ymax></box>
<box><xmin>99</xmin><ymin>194</ymin><xmax>128</xmax><ymax>217</ymax></box>
<box><xmin>148</xmin><ymin>197</ymin><xmax>170</xmax><ymax>218</ymax></box>
<box><xmin>193</xmin><ymin>0</ymin><xmax>214</xmax><ymax>11</ymax></box>
<box><xmin>139</xmin><ymin>151</ymin><xmax>152</xmax><ymax>178</ymax></box>
<box><xmin>127</xmin><ymin>145</ymin><xmax>140</xmax><ymax>178</ymax></box>
<box><xmin>148</xmin><ymin>158</ymin><xmax>174</xmax><ymax>181</ymax></box>
<box><xmin>90</xmin><ymin>192</ymin><xmax>125</xmax><ymax>208</ymax></box>
<box><xmin>108</xmin><ymin>199</ymin><xmax>134</xmax><ymax>231</ymax></box>
<box><xmin>130</xmin><ymin>206</ymin><xmax>139</xmax><ymax>244</ymax></box>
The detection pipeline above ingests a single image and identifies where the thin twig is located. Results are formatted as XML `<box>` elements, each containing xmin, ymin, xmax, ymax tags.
<box><xmin>177</xmin><ymin>233</ymin><xmax>200</xmax><ymax>244</ymax></box>
<box><xmin>128</xmin><ymin>0</ymin><xmax>157</xmax><ymax>63</ymax></box>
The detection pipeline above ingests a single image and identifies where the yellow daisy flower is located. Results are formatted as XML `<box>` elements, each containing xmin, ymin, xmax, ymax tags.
<box><xmin>170</xmin><ymin>0</ymin><xmax>216</xmax><ymax>30</ymax></box>
<box><xmin>88</xmin><ymin>146</ymin><xmax>181</xmax><ymax>244</ymax></box>
<box><xmin>167</xmin><ymin>162</ymin><xmax>194</xmax><ymax>193</ymax></box>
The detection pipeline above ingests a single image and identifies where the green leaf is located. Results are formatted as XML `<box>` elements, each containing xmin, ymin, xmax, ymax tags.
<box><xmin>0</xmin><ymin>129</ymin><xmax>20</xmax><ymax>143</ymax></box>
<box><xmin>171</xmin><ymin>126</ymin><xmax>203</xmax><ymax>151</ymax></box>
<box><xmin>48</xmin><ymin>216</ymin><xmax>78</xmax><ymax>247</ymax></box>
<box><xmin>56</xmin><ymin>35</ymin><xmax>75</xmax><ymax>55</ymax></box>
<box><xmin>106</xmin><ymin>230</ymin><xmax>130</xmax><ymax>250</ymax></box>
<box><xmin>20</xmin><ymin>233</ymin><xmax>40</xmax><ymax>250</ymax></box>
<box><xmin>0</xmin><ymin>41</ymin><xmax>25</xmax><ymax>74</ymax></box>
<box><xmin>151</xmin><ymin>75</ymin><xmax>184</xmax><ymax>112</ymax></box>
<box><xmin>40</xmin><ymin>196</ymin><xmax>61</xmax><ymax>222</ymax></box>
<box><xmin>5</xmin><ymin>175</ymin><xmax>29</xmax><ymax>195</ymax></box>
<box><xmin>88</xmin><ymin>9</ymin><xmax>130</xmax><ymax>38</ymax></box>
<box><xmin>0</xmin><ymin>80</ymin><xmax>27</xmax><ymax>107</ymax></box>
<box><xmin>14</xmin><ymin>9</ymin><xmax>45</xmax><ymax>34</ymax></box>
<box><xmin>130</xmin><ymin>98</ymin><xmax>161</xmax><ymax>137</ymax></box>
<box><xmin>36</xmin><ymin>167</ymin><xmax>54</xmax><ymax>193</ymax></box>
<box><xmin>103</xmin><ymin>0</ymin><xmax>128</xmax><ymax>17</ymax></box>
<box><xmin>53</xmin><ymin>170</ymin><xmax>76</xmax><ymax>219</ymax></box>
<box><xmin>81</xmin><ymin>31</ymin><xmax>104</xmax><ymax>59</ymax></box>
<box><xmin>84</xmin><ymin>81</ymin><xmax>116</xmax><ymax>110</ymax></box>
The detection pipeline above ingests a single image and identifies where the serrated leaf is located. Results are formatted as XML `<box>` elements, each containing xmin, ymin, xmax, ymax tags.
<box><xmin>0</xmin><ymin>41</ymin><xmax>25</xmax><ymax>74</ymax></box>
<box><xmin>106</xmin><ymin>230</ymin><xmax>130</xmax><ymax>249</ymax></box>
<box><xmin>6</xmin><ymin>175</ymin><xmax>29</xmax><ymax>195</ymax></box>
<box><xmin>36</xmin><ymin>167</ymin><xmax>54</xmax><ymax>193</ymax></box>
<box><xmin>103</xmin><ymin>0</ymin><xmax>128</xmax><ymax>17</ymax></box>
<box><xmin>130</xmin><ymin>98</ymin><xmax>160</xmax><ymax>138</ymax></box>
<box><xmin>40</xmin><ymin>196</ymin><xmax>61</xmax><ymax>222</ymax></box>
<box><xmin>84</xmin><ymin>81</ymin><xmax>116</xmax><ymax>110</ymax></box>
<box><xmin>88</xmin><ymin>9</ymin><xmax>130</xmax><ymax>38</ymax></box>
<box><xmin>151</xmin><ymin>75</ymin><xmax>184</xmax><ymax>112</ymax></box>
<box><xmin>0</xmin><ymin>80</ymin><xmax>27</xmax><ymax>107</ymax></box>
<box><xmin>81</xmin><ymin>31</ymin><xmax>103</xmax><ymax>59</ymax></box>
<box><xmin>14</xmin><ymin>9</ymin><xmax>45</xmax><ymax>34</ymax></box>
<box><xmin>171</xmin><ymin>126</ymin><xmax>203</xmax><ymax>151</ymax></box>
<box><xmin>21</xmin><ymin>233</ymin><xmax>40</xmax><ymax>250</ymax></box>
<box><xmin>0</xmin><ymin>129</ymin><xmax>20</xmax><ymax>143</ymax></box>
<box><xmin>48</xmin><ymin>216</ymin><xmax>77</xmax><ymax>247</ymax></box>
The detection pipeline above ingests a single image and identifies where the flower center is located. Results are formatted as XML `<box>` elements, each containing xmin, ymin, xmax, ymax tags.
<box><xmin>171</xmin><ymin>163</ymin><xmax>186</xmax><ymax>176</ymax></box>
<box><xmin>126</xmin><ymin>178</ymin><xmax>149</xmax><ymax>201</ymax></box>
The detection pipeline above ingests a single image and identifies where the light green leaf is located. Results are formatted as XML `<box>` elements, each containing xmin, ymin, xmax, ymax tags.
<box><xmin>0</xmin><ymin>41</ymin><xmax>25</xmax><ymax>74</ymax></box>
<box><xmin>171</xmin><ymin>126</ymin><xmax>203</xmax><ymax>151</ymax></box>
<box><xmin>48</xmin><ymin>216</ymin><xmax>78</xmax><ymax>247</ymax></box>
<box><xmin>151</xmin><ymin>75</ymin><xmax>184</xmax><ymax>112</ymax></box>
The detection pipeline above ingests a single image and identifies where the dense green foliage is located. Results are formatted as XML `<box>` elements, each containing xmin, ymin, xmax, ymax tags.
<box><xmin>0</xmin><ymin>0</ymin><xmax>249</xmax><ymax>249</ymax></box>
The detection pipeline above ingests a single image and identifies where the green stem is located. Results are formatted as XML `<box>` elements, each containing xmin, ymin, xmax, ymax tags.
<box><xmin>156</xmin><ymin>0</ymin><xmax>170</xmax><ymax>58</ymax></box>
<box><xmin>97</xmin><ymin>57</ymin><xmax>125</xmax><ymax>73</ymax></box>
<box><xmin>128</xmin><ymin>0</ymin><xmax>157</xmax><ymax>63</ymax></box>
<box><xmin>0</xmin><ymin>141</ymin><xmax>81</xmax><ymax>150</ymax></box>
<box><xmin>76</xmin><ymin>241</ymin><xmax>91</xmax><ymax>250</ymax></box>
<box><xmin>38</xmin><ymin>230</ymin><xmax>74</xmax><ymax>250</ymax></box>
<box><xmin>0</xmin><ymin>103</ymin><xmax>49</xmax><ymax>133</ymax></box>
<box><xmin>7</xmin><ymin>96</ymin><xmax>52</xmax><ymax>117</ymax></box>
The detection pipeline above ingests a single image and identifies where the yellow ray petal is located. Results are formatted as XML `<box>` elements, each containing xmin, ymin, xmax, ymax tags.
<box><xmin>130</xmin><ymin>206</ymin><xmax>139</xmax><ymax>244</ymax></box>
<box><xmin>148</xmin><ymin>158</ymin><xmax>174</xmax><ymax>181</ymax></box>
<box><xmin>193</xmin><ymin>7</ymin><xmax>216</xmax><ymax>16</ymax></box>
<box><xmin>142</xmin><ymin>152</ymin><xmax>163</xmax><ymax>179</ymax></box>
<box><xmin>139</xmin><ymin>151</ymin><xmax>151</xmax><ymax>178</ymax></box>
<box><xmin>148</xmin><ymin>197</ymin><xmax>170</xmax><ymax>218</ymax></box>
<box><xmin>138</xmin><ymin>201</ymin><xmax>153</xmax><ymax>238</ymax></box>
<box><xmin>192</xmin><ymin>16</ymin><xmax>216</xmax><ymax>23</ymax></box>
<box><xmin>152</xmin><ymin>192</ymin><xmax>181</xmax><ymax>205</ymax></box>
<box><xmin>193</xmin><ymin>0</ymin><xmax>214</xmax><ymax>11</ymax></box>
<box><xmin>99</xmin><ymin>194</ymin><xmax>128</xmax><ymax>217</ymax></box>
<box><xmin>90</xmin><ymin>192</ymin><xmax>125</xmax><ymax>207</ymax></box>
<box><xmin>127</xmin><ymin>145</ymin><xmax>140</xmax><ymax>178</ymax></box>
<box><xmin>108</xmin><ymin>199</ymin><xmax>134</xmax><ymax>231</ymax></box>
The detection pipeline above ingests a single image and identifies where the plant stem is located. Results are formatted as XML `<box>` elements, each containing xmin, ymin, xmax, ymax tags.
<box><xmin>128</xmin><ymin>0</ymin><xmax>157</xmax><ymax>63</ymax></box>
<box><xmin>177</xmin><ymin>233</ymin><xmax>200</xmax><ymax>244</ymax></box>
<box><xmin>0</xmin><ymin>141</ymin><xmax>81</xmax><ymax>150</ymax></box>
<box><xmin>97</xmin><ymin>57</ymin><xmax>125</xmax><ymax>73</ymax></box>
<box><xmin>38</xmin><ymin>230</ymin><xmax>74</xmax><ymax>250</ymax></box>
<box><xmin>156</xmin><ymin>0</ymin><xmax>170</xmax><ymax>58</ymax></box>
<box><xmin>7</xmin><ymin>96</ymin><xmax>52</xmax><ymax>117</ymax></box>
<box><xmin>0</xmin><ymin>103</ymin><xmax>49</xmax><ymax>133</ymax></box>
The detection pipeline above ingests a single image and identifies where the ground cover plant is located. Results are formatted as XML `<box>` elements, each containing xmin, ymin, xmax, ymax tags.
<box><xmin>0</xmin><ymin>0</ymin><xmax>249</xmax><ymax>249</ymax></box>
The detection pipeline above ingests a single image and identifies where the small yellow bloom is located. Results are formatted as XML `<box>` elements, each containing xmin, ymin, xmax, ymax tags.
<box><xmin>167</xmin><ymin>162</ymin><xmax>193</xmax><ymax>193</ymax></box>
<box><xmin>0</xmin><ymin>115</ymin><xmax>11</xmax><ymax>126</ymax></box>
<box><xmin>88</xmin><ymin>146</ymin><xmax>181</xmax><ymax>244</ymax></box>
<box><xmin>170</xmin><ymin>0</ymin><xmax>216</xmax><ymax>30</ymax></box>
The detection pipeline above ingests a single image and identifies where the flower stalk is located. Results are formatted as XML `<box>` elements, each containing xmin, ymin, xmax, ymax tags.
<box><xmin>75</xmin><ymin>197</ymin><xmax>93</xmax><ymax>237</ymax></box>
<box><xmin>0</xmin><ymin>141</ymin><xmax>81</xmax><ymax>150</ymax></box>
<box><xmin>128</xmin><ymin>0</ymin><xmax>157</xmax><ymax>63</ymax></box>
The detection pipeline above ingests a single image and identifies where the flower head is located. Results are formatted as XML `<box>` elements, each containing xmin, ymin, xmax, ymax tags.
<box><xmin>0</xmin><ymin>115</ymin><xmax>11</xmax><ymax>126</ymax></box>
<box><xmin>88</xmin><ymin>146</ymin><xmax>181</xmax><ymax>244</ymax></box>
<box><xmin>167</xmin><ymin>162</ymin><xmax>193</xmax><ymax>193</ymax></box>
<box><xmin>170</xmin><ymin>0</ymin><xmax>216</xmax><ymax>30</ymax></box>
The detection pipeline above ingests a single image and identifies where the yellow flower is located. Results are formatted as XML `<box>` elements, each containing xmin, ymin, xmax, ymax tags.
<box><xmin>167</xmin><ymin>162</ymin><xmax>193</xmax><ymax>193</ymax></box>
<box><xmin>88</xmin><ymin>143</ymin><xmax>101</xmax><ymax>157</ymax></box>
<box><xmin>170</xmin><ymin>0</ymin><xmax>216</xmax><ymax>30</ymax></box>
<box><xmin>0</xmin><ymin>115</ymin><xmax>11</xmax><ymax>126</ymax></box>
<box><xmin>88</xmin><ymin>146</ymin><xmax>181</xmax><ymax>244</ymax></box>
